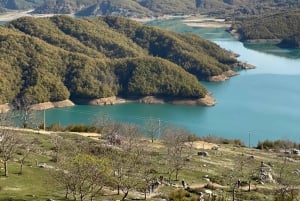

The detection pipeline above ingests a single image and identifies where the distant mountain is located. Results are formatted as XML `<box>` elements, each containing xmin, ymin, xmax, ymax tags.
<box><xmin>0</xmin><ymin>16</ymin><xmax>238</xmax><ymax>104</ymax></box>
<box><xmin>1</xmin><ymin>0</ymin><xmax>300</xmax><ymax>17</ymax></box>
<box><xmin>231</xmin><ymin>10</ymin><xmax>300</xmax><ymax>48</ymax></box>
<box><xmin>0</xmin><ymin>0</ymin><xmax>44</xmax><ymax>11</ymax></box>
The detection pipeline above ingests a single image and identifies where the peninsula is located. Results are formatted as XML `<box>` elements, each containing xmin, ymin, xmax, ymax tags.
<box><xmin>0</xmin><ymin>15</ymin><xmax>242</xmax><ymax>108</ymax></box>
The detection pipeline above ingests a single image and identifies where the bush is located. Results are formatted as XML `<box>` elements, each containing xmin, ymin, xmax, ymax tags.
<box><xmin>64</xmin><ymin>124</ymin><xmax>99</xmax><ymax>133</ymax></box>
<box><xmin>169</xmin><ymin>189</ymin><xmax>198</xmax><ymax>201</ymax></box>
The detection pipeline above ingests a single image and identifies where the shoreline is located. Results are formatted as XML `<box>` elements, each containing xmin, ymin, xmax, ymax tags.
<box><xmin>0</xmin><ymin>94</ymin><xmax>216</xmax><ymax>113</ymax></box>
<box><xmin>182</xmin><ymin>15</ymin><xmax>231</xmax><ymax>28</ymax></box>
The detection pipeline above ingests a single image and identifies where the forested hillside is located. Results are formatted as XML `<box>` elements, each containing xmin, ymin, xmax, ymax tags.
<box><xmin>0</xmin><ymin>15</ymin><xmax>237</xmax><ymax>104</ymax></box>
<box><xmin>1</xmin><ymin>0</ymin><xmax>299</xmax><ymax>17</ymax></box>
<box><xmin>231</xmin><ymin>10</ymin><xmax>300</xmax><ymax>48</ymax></box>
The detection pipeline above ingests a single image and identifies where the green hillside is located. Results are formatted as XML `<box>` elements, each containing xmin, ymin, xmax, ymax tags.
<box><xmin>1</xmin><ymin>0</ymin><xmax>300</xmax><ymax>17</ymax></box>
<box><xmin>0</xmin><ymin>15</ymin><xmax>238</xmax><ymax>104</ymax></box>
<box><xmin>231</xmin><ymin>10</ymin><xmax>300</xmax><ymax>48</ymax></box>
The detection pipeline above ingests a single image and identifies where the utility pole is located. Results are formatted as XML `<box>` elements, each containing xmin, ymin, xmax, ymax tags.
<box><xmin>248</xmin><ymin>131</ymin><xmax>251</xmax><ymax>148</ymax></box>
<box><xmin>158</xmin><ymin>118</ymin><xmax>161</xmax><ymax>137</ymax></box>
<box><xmin>43</xmin><ymin>109</ymin><xmax>46</xmax><ymax>131</ymax></box>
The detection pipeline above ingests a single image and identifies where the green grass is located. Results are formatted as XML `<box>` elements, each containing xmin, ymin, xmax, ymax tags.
<box><xmin>0</xmin><ymin>131</ymin><xmax>299</xmax><ymax>201</ymax></box>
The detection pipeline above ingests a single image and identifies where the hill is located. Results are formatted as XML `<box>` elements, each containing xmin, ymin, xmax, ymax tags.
<box><xmin>0</xmin><ymin>15</ymin><xmax>239</xmax><ymax>105</ymax></box>
<box><xmin>231</xmin><ymin>10</ymin><xmax>300</xmax><ymax>48</ymax></box>
<box><xmin>1</xmin><ymin>0</ymin><xmax>299</xmax><ymax>18</ymax></box>
<box><xmin>0</xmin><ymin>0</ymin><xmax>43</xmax><ymax>11</ymax></box>
<box><xmin>1</xmin><ymin>124</ymin><xmax>300</xmax><ymax>200</ymax></box>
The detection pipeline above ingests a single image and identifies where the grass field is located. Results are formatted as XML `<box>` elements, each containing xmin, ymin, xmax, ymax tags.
<box><xmin>0</xmin><ymin>129</ymin><xmax>299</xmax><ymax>201</ymax></box>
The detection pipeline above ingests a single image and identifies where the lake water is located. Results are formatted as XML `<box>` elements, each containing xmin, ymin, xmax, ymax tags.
<box><xmin>45</xmin><ymin>18</ymin><xmax>300</xmax><ymax>146</ymax></box>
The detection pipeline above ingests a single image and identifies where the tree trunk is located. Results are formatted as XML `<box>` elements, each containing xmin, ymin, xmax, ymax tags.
<box><xmin>175</xmin><ymin>169</ymin><xmax>179</xmax><ymax>181</ymax></box>
<box><xmin>248</xmin><ymin>180</ymin><xmax>251</xmax><ymax>192</ymax></box>
<box><xmin>121</xmin><ymin>191</ymin><xmax>128</xmax><ymax>201</ymax></box>
<box><xmin>4</xmin><ymin>161</ymin><xmax>8</xmax><ymax>176</ymax></box>
<box><xmin>19</xmin><ymin>162</ymin><xmax>23</xmax><ymax>175</ymax></box>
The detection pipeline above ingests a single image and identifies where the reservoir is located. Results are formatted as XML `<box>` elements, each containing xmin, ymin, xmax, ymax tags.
<box><xmin>45</xmin><ymin>18</ymin><xmax>300</xmax><ymax>146</ymax></box>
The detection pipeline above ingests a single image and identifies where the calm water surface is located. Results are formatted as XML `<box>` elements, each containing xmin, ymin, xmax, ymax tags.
<box><xmin>46</xmin><ymin>19</ymin><xmax>300</xmax><ymax>145</ymax></box>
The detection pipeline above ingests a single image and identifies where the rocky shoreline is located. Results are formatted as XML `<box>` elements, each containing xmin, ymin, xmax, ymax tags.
<box><xmin>0</xmin><ymin>100</ymin><xmax>75</xmax><ymax>113</ymax></box>
<box><xmin>74</xmin><ymin>95</ymin><xmax>216</xmax><ymax>107</ymax></box>
<box><xmin>0</xmin><ymin>94</ymin><xmax>217</xmax><ymax>112</ymax></box>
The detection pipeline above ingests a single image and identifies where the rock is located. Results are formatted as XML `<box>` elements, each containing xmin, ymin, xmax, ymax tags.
<box><xmin>30</xmin><ymin>100</ymin><xmax>74</xmax><ymax>110</ymax></box>
<box><xmin>38</xmin><ymin>163</ymin><xmax>54</xmax><ymax>169</ymax></box>
<box><xmin>204</xmin><ymin>178</ymin><xmax>210</xmax><ymax>182</ymax></box>
<box><xmin>0</xmin><ymin>103</ymin><xmax>10</xmax><ymax>113</ymax></box>
<box><xmin>198</xmin><ymin>151</ymin><xmax>209</xmax><ymax>157</ymax></box>
<box><xmin>171</xmin><ymin>94</ymin><xmax>216</xmax><ymax>107</ymax></box>
<box><xmin>204</xmin><ymin>189</ymin><xmax>212</xmax><ymax>195</ymax></box>
<box><xmin>86</xmin><ymin>96</ymin><xmax>127</xmax><ymax>105</ymax></box>
<box><xmin>139</xmin><ymin>96</ymin><xmax>164</xmax><ymax>104</ymax></box>
<box><xmin>232</xmin><ymin>62</ymin><xmax>256</xmax><ymax>70</ymax></box>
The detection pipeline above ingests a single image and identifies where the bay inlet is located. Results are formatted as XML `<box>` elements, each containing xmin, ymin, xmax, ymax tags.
<box><xmin>45</xmin><ymin>18</ymin><xmax>300</xmax><ymax>146</ymax></box>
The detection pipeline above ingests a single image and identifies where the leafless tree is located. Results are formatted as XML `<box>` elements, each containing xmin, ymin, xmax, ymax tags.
<box><xmin>0</xmin><ymin>128</ymin><xmax>19</xmax><ymax>176</ymax></box>
<box><xmin>50</xmin><ymin>134</ymin><xmax>64</xmax><ymax>162</ymax></box>
<box><xmin>160</xmin><ymin>126</ymin><xmax>195</xmax><ymax>182</ymax></box>
<box><xmin>12</xmin><ymin>98</ymin><xmax>41</xmax><ymax>129</ymax></box>
<box><xmin>17</xmin><ymin>140</ymin><xmax>34</xmax><ymax>174</ymax></box>
<box><xmin>55</xmin><ymin>154</ymin><xmax>110</xmax><ymax>201</ymax></box>
<box><xmin>143</xmin><ymin>118</ymin><xmax>160</xmax><ymax>143</ymax></box>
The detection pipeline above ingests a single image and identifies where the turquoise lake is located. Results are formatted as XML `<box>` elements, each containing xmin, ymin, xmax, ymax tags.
<box><xmin>45</xmin><ymin>18</ymin><xmax>300</xmax><ymax>146</ymax></box>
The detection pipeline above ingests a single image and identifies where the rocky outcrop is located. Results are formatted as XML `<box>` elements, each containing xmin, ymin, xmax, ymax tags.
<box><xmin>138</xmin><ymin>96</ymin><xmax>164</xmax><ymax>104</ymax></box>
<box><xmin>77</xmin><ymin>96</ymin><xmax>127</xmax><ymax>106</ymax></box>
<box><xmin>170</xmin><ymin>94</ymin><xmax>216</xmax><ymax>106</ymax></box>
<box><xmin>232</xmin><ymin>62</ymin><xmax>256</xmax><ymax>70</ymax></box>
<box><xmin>208</xmin><ymin>70</ymin><xmax>238</xmax><ymax>82</ymax></box>
<box><xmin>30</xmin><ymin>100</ymin><xmax>75</xmax><ymax>110</ymax></box>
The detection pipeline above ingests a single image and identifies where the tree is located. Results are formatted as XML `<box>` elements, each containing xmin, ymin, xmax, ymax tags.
<box><xmin>0</xmin><ymin>128</ymin><xmax>19</xmax><ymax>176</ymax></box>
<box><xmin>17</xmin><ymin>140</ymin><xmax>34</xmax><ymax>175</ymax></box>
<box><xmin>160</xmin><ymin>126</ymin><xmax>195</xmax><ymax>182</ymax></box>
<box><xmin>274</xmin><ymin>155</ymin><xmax>300</xmax><ymax>201</ymax></box>
<box><xmin>55</xmin><ymin>154</ymin><xmax>110</xmax><ymax>201</ymax></box>
<box><xmin>143</xmin><ymin>118</ymin><xmax>160</xmax><ymax>143</ymax></box>
<box><xmin>12</xmin><ymin>98</ymin><xmax>41</xmax><ymax>129</ymax></box>
<box><xmin>106</xmin><ymin>123</ymin><xmax>153</xmax><ymax>201</ymax></box>
<box><xmin>50</xmin><ymin>134</ymin><xmax>64</xmax><ymax>162</ymax></box>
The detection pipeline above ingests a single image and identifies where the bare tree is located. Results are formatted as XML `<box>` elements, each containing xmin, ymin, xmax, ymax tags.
<box><xmin>0</xmin><ymin>128</ymin><xmax>19</xmax><ymax>176</ymax></box>
<box><xmin>160</xmin><ymin>126</ymin><xmax>194</xmax><ymax>182</ymax></box>
<box><xmin>55</xmin><ymin>154</ymin><xmax>110</xmax><ymax>201</ymax></box>
<box><xmin>143</xmin><ymin>118</ymin><xmax>160</xmax><ymax>143</ymax></box>
<box><xmin>50</xmin><ymin>134</ymin><xmax>64</xmax><ymax>162</ymax></box>
<box><xmin>12</xmin><ymin>98</ymin><xmax>41</xmax><ymax>129</ymax></box>
<box><xmin>17</xmin><ymin>140</ymin><xmax>34</xmax><ymax>174</ymax></box>
<box><xmin>106</xmin><ymin>123</ymin><xmax>152</xmax><ymax>201</ymax></box>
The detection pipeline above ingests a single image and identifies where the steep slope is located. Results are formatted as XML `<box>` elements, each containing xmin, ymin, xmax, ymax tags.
<box><xmin>1</xmin><ymin>15</ymin><xmax>228</xmax><ymax>104</ymax></box>
<box><xmin>101</xmin><ymin>16</ymin><xmax>236</xmax><ymax>79</ymax></box>
<box><xmin>76</xmin><ymin>0</ymin><xmax>152</xmax><ymax>18</ymax></box>
<box><xmin>0</xmin><ymin>0</ymin><xmax>44</xmax><ymax>10</ymax></box>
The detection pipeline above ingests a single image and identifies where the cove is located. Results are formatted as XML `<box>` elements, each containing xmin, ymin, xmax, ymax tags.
<box><xmin>45</xmin><ymin>18</ymin><xmax>300</xmax><ymax>146</ymax></box>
